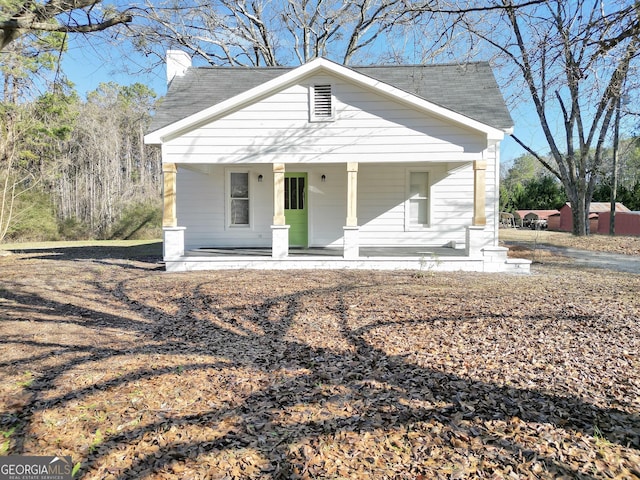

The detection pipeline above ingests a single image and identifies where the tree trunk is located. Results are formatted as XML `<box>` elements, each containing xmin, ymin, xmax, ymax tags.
<box><xmin>565</xmin><ymin>180</ymin><xmax>590</xmax><ymax>236</ymax></box>
<box><xmin>571</xmin><ymin>200</ymin><xmax>587</xmax><ymax>236</ymax></box>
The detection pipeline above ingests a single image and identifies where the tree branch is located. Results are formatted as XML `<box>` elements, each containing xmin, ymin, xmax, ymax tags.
<box><xmin>408</xmin><ymin>0</ymin><xmax>548</xmax><ymax>15</ymax></box>
<box><xmin>0</xmin><ymin>14</ymin><xmax>132</xmax><ymax>34</ymax></box>
<box><xmin>0</xmin><ymin>1</ymin><xmax>133</xmax><ymax>50</ymax></box>
<box><xmin>510</xmin><ymin>133</ymin><xmax>561</xmax><ymax>180</ymax></box>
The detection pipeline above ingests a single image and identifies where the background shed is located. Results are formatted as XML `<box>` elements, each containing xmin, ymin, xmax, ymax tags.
<box><xmin>553</xmin><ymin>202</ymin><xmax>629</xmax><ymax>233</ymax></box>
<box><xmin>596</xmin><ymin>211</ymin><xmax>640</xmax><ymax>236</ymax></box>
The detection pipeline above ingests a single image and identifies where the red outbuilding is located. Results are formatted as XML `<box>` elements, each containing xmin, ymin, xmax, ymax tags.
<box><xmin>597</xmin><ymin>211</ymin><xmax>640</xmax><ymax>236</ymax></box>
<box><xmin>552</xmin><ymin>202</ymin><xmax>630</xmax><ymax>233</ymax></box>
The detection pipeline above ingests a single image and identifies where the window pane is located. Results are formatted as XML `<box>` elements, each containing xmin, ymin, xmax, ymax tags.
<box><xmin>284</xmin><ymin>178</ymin><xmax>290</xmax><ymax>209</ymax></box>
<box><xmin>231</xmin><ymin>199</ymin><xmax>249</xmax><ymax>225</ymax></box>
<box><xmin>410</xmin><ymin>199</ymin><xmax>428</xmax><ymax>225</ymax></box>
<box><xmin>298</xmin><ymin>177</ymin><xmax>305</xmax><ymax>209</ymax></box>
<box><xmin>410</xmin><ymin>172</ymin><xmax>428</xmax><ymax>198</ymax></box>
<box><xmin>230</xmin><ymin>172</ymin><xmax>248</xmax><ymax>198</ymax></box>
<box><xmin>290</xmin><ymin>178</ymin><xmax>298</xmax><ymax>209</ymax></box>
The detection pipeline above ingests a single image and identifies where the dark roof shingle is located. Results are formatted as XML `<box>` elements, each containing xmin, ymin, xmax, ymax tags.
<box><xmin>149</xmin><ymin>61</ymin><xmax>512</xmax><ymax>134</ymax></box>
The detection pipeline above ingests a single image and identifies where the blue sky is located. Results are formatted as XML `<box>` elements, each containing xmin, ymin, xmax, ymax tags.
<box><xmin>61</xmin><ymin>37</ymin><xmax>167</xmax><ymax>96</ymax></box>
<box><xmin>61</xmin><ymin>35</ymin><xmax>530</xmax><ymax>165</ymax></box>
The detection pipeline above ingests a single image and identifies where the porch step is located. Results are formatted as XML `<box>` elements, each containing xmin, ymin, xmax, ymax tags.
<box><xmin>503</xmin><ymin>258</ymin><xmax>532</xmax><ymax>273</ymax></box>
<box><xmin>478</xmin><ymin>246</ymin><xmax>531</xmax><ymax>273</ymax></box>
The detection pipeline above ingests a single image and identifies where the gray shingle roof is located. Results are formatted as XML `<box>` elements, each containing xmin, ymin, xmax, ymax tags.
<box><xmin>148</xmin><ymin>61</ymin><xmax>512</xmax><ymax>134</ymax></box>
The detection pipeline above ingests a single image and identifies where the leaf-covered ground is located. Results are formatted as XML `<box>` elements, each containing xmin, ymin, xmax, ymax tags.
<box><xmin>1</xmin><ymin>246</ymin><xmax>639</xmax><ymax>479</ymax></box>
<box><xmin>500</xmin><ymin>229</ymin><xmax>640</xmax><ymax>256</ymax></box>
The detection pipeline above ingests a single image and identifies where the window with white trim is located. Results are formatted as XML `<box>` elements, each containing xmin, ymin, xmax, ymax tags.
<box><xmin>228</xmin><ymin>171</ymin><xmax>250</xmax><ymax>226</ymax></box>
<box><xmin>310</xmin><ymin>84</ymin><xmax>334</xmax><ymax>121</ymax></box>
<box><xmin>406</xmin><ymin>171</ymin><xmax>430</xmax><ymax>229</ymax></box>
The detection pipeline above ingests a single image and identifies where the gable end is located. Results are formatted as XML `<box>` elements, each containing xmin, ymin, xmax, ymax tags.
<box><xmin>146</xmin><ymin>58</ymin><xmax>512</xmax><ymax>144</ymax></box>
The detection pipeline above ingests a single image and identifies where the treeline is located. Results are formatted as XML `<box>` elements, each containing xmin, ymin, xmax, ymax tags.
<box><xmin>501</xmin><ymin>143</ymin><xmax>640</xmax><ymax>213</ymax></box>
<box><xmin>0</xmin><ymin>81</ymin><xmax>161</xmax><ymax>243</ymax></box>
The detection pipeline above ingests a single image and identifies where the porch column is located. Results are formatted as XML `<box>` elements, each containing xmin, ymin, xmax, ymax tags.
<box><xmin>272</xmin><ymin>163</ymin><xmax>286</xmax><ymax>226</ymax></box>
<box><xmin>162</xmin><ymin>162</ymin><xmax>185</xmax><ymax>259</ymax></box>
<box><xmin>163</xmin><ymin>163</ymin><xmax>177</xmax><ymax>227</ymax></box>
<box><xmin>271</xmin><ymin>163</ymin><xmax>289</xmax><ymax>258</ymax></box>
<box><xmin>473</xmin><ymin>160</ymin><xmax>487</xmax><ymax>226</ymax></box>
<box><xmin>343</xmin><ymin>162</ymin><xmax>360</xmax><ymax>259</ymax></box>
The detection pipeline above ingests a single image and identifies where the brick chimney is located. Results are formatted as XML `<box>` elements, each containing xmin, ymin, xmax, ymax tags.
<box><xmin>166</xmin><ymin>50</ymin><xmax>192</xmax><ymax>85</ymax></box>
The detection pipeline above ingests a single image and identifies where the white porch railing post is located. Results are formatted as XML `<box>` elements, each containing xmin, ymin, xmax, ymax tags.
<box><xmin>465</xmin><ymin>225</ymin><xmax>486</xmax><ymax>257</ymax></box>
<box><xmin>164</xmin><ymin>226</ymin><xmax>186</xmax><ymax>259</ymax></box>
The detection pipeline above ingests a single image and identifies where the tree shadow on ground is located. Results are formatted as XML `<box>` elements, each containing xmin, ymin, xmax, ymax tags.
<box><xmin>1</xmin><ymin>267</ymin><xmax>639</xmax><ymax>479</ymax></box>
<box><xmin>5</xmin><ymin>242</ymin><xmax>163</xmax><ymax>268</ymax></box>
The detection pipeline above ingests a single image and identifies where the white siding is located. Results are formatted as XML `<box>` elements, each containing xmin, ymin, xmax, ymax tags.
<box><xmin>175</xmin><ymin>155</ymin><xmax>498</xmax><ymax>250</ymax></box>
<box><xmin>163</xmin><ymin>74</ymin><xmax>487</xmax><ymax>165</ymax></box>
<box><xmin>357</xmin><ymin>163</ymin><xmax>476</xmax><ymax>247</ymax></box>
<box><xmin>177</xmin><ymin>163</ymin><xmax>348</xmax><ymax>249</ymax></box>
<box><xmin>306</xmin><ymin>164</ymin><xmax>347</xmax><ymax>247</ymax></box>
<box><xmin>177</xmin><ymin>165</ymin><xmax>273</xmax><ymax>249</ymax></box>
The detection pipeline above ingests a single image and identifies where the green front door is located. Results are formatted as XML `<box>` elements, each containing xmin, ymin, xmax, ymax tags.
<box><xmin>284</xmin><ymin>173</ymin><xmax>308</xmax><ymax>247</ymax></box>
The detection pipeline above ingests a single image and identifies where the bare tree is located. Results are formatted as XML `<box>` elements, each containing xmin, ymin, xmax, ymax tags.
<box><xmin>55</xmin><ymin>82</ymin><xmax>161</xmax><ymax>238</ymax></box>
<box><xmin>133</xmin><ymin>0</ymin><xmax>443</xmax><ymax>66</ymax></box>
<box><xmin>0</xmin><ymin>0</ymin><xmax>133</xmax><ymax>51</ymax></box>
<box><xmin>459</xmin><ymin>0</ymin><xmax>639</xmax><ymax>235</ymax></box>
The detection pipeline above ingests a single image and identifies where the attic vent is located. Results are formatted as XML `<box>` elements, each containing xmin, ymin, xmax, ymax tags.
<box><xmin>311</xmin><ymin>84</ymin><xmax>333</xmax><ymax>120</ymax></box>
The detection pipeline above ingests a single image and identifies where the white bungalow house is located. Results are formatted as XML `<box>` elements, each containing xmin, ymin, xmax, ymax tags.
<box><xmin>145</xmin><ymin>52</ymin><xmax>530</xmax><ymax>273</ymax></box>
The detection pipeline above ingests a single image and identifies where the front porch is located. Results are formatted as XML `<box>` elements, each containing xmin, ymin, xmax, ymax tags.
<box><xmin>148</xmin><ymin>56</ymin><xmax>523</xmax><ymax>275</ymax></box>
<box><xmin>164</xmin><ymin>245</ymin><xmax>530</xmax><ymax>273</ymax></box>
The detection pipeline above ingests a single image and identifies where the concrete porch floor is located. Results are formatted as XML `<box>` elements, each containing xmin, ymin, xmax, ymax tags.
<box><xmin>186</xmin><ymin>246</ymin><xmax>466</xmax><ymax>258</ymax></box>
<box><xmin>165</xmin><ymin>245</ymin><xmax>530</xmax><ymax>273</ymax></box>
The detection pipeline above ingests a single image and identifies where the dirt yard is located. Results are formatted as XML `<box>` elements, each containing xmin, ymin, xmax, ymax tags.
<box><xmin>0</xmin><ymin>241</ymin><xmax>639</xmax><ymax>479</ymax></box>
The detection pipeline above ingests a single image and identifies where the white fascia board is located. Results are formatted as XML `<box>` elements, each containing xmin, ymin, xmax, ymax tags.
<box><xmin>144</xmin><ymin>57</ymin><xmax>506</xmax><ymax>144</ymax></box>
